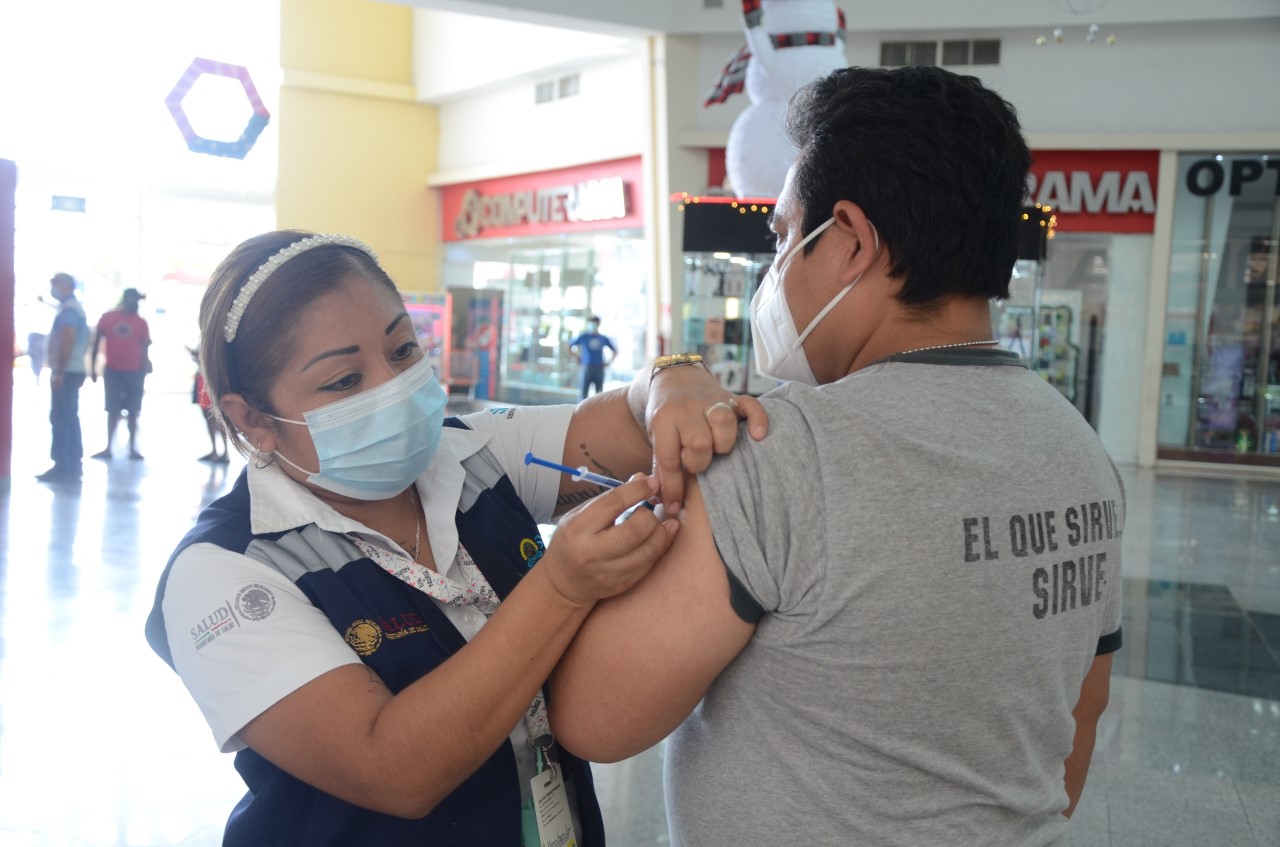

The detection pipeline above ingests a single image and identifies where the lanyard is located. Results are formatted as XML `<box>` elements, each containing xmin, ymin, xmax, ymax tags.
<box><xmin>348</xmin><ymin>534</ymin><xmax>552</xmax><ymax>744</ymax></box>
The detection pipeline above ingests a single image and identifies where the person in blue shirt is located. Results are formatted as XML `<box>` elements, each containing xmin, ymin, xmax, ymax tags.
<box><xmin>569</xmin><ymin>315</ymin><xmax>616</xmax><ymax>398</ymax></box>
<box><xmin>37</xmin><ymin>272</ymin><xmax>90</xmax><ymax>483</ymax></box>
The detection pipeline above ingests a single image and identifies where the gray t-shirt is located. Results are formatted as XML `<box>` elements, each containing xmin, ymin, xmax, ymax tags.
<box><xmin>668</xmin><ymin>349</ymin><xmax>1123</xmax><ymax>847</ymax></box>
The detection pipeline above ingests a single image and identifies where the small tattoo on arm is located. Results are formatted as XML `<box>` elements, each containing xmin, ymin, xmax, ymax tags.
<box><xmin>555</xmin><ymin>486</ymin><xmax>608</xmax><ymax>509</ymax></box>
<box><xmin>578</xmin><ymin>443</ymin><xmax>619</xmax><ymax>480</ymax></box>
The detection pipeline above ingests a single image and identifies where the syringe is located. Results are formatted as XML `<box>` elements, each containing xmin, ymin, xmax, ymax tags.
<box><xmin>523</xmin><ymin>452</ymin><xmax>656</xmax><ymax>514</ymax></box>
<box><xmin>524</xmin><ymin>452</ymin><xmax>624</xmax><ymax>487</ymax></box>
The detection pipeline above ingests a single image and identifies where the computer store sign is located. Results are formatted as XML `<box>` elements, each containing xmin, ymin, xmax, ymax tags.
<box><xmin>442</xmin><ymin>157</ymin><xmax>643</xmax><ymax>241</ymax></box>
<box><xmin>1026</xmin><ymin>150</ymin><xmax>1159</xmax><ymax>233</ymax></box>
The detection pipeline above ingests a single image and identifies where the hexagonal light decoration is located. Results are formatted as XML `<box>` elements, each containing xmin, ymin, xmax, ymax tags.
<box><xmin>164</xmin><ymin>57</ymin><xmax>270</xmax><ymax>160</ymax></box>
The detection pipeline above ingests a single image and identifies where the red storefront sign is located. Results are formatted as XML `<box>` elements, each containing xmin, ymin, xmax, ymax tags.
<box><xmin>1028</xmin><ymin>150</ymin><xmax>1159</xmax><ymax>234</ymax></box>
<box><xmin>440</xmin><ymin>156</ymin><xmax>644</xmax><ymax>242</ymax></box>
<box><xmin>703</xmin><ymin>148</ymin><xmax>1160</xmax><ymax>234</ymax></box>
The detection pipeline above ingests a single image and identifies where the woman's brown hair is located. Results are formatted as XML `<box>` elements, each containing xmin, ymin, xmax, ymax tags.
<box><xmin>198</xmin><ymin>230</ymin><xmax>399</xmax><ymax>457</ymax></box>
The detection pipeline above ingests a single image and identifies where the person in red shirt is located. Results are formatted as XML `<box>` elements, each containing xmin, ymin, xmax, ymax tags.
<box><xmin>89</xmin><ymin>288</ymin><xmax>151</xmax><ymax>460</ymax></box>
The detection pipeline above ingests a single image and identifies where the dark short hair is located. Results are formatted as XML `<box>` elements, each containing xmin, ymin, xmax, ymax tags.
<box><xmin>785</xmin><ymin>66</ymin><xmax>1031</xmax><ymax>304</ymax></box>
<box><xmin>198</xmin><ymin>230</ymin><xmax>399</xmax><ymax>456</ymax></box>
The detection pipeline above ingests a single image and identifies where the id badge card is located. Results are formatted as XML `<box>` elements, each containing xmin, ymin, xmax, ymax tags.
<box><xmin>529</xmin><ymin>762</ymin><xmax>578</xmax><ymax>847</ymax></box>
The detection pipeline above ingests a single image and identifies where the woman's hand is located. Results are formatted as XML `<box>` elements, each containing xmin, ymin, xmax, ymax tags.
<box><xmin>539</xmin><ymin>474</ymin><xmax>679</xmax><ymax>608</ymax></box>
<box><xmin>644</xmin><ymin>367</ymin><xmax>768</xmax><ymax>514</ymax></box>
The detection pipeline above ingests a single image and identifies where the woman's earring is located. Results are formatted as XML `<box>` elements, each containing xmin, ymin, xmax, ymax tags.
<box><xmin>252</xmin><ymin>437</ymin><xmax>272</xmax><ymax>470</ymax></box>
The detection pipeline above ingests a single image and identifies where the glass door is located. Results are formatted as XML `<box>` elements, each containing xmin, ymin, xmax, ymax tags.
<box><xmin>500</xmin><ymin>245</ymin><xmax>595</xmax><ymax>404</ymax></box>
<box><xmin>1158</xmin><ymin>152</ymin><xmax>1280</xmax><ymax>465</ymax></box>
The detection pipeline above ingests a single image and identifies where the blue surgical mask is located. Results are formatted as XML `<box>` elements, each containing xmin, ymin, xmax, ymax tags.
<box><xmin>266</xmin><ymin>356</ymin><xmax>447</xmax><ymax>500</ymax></box>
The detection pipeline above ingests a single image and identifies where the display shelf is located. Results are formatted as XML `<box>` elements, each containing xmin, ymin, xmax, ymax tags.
<box><xmin>681</xmin><ymin>251</ymin><xmax>776</xmax><ymax>395</ymax></box>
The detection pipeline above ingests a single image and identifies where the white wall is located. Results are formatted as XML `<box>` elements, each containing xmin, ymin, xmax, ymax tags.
<box><xmin>693</xmin><ymin>18</ymin><xmax>1280</xmax><ymax>137</ymax></box>
<box><xmin>390</xmin><ymin>0</ymin><xmax>667</xmax><ymax>36</ymax></box>
<box><xmin>670</xmin><ymin>0</ymin><xmax>1280</xmax><ymax>34</ymax></box>
<box><xmin>391</xmin><ymin>0</ymin><xmax>1280</xmax><ymax>38</ymax></box>
<box><xmin>413</xmin><ymin>9</ymin><xmax>634</xmax><ymax>102</ymax></box>
<box><xmin>1097</xmin><ymin>235</ymin><xmax>1153</xmax><ymax>464</ymax></box>
<box><xmin>433</xmin><ymin>53</ymin><xmax>647</xmax><ymax>180</ymax></box>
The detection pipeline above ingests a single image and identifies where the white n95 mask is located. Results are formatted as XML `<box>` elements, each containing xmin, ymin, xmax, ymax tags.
<box><xmin>750</xmin><ymin>218</ymin><xmax>879</xmax><ymax>386</ymax></box>
<box><xmin>266</xmin><ymin>356</ymin><xmax>447</xmax><ymax>500</ymax></box>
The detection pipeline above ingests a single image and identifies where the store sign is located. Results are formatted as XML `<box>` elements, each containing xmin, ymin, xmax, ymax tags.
<box><xmin>1185</xmin><ymin>158</ymin><xmax>1280</xmax><ymax>197</ymax></box>
<box><xmin>439</xmin><ymin>156</ymin><xmax>645</xmax><ymax>242</ymax></box>
<box><xmin>1026</xmin><ymin>171</ymin><xmax>1154</xmax><ymax>215</ymax></box>
<box><xmin>704</xmin><ymin>148</ymin><xmax>1159</xmax><ymax>234</ymax></box>
<box><xmin>1027</xmin><ymin>150</ymin><xmax>1159</xmax><ymax>234</ymax></box>
<box><xmin>453</xmin><ymin>177</ymin><xmax>628</xmax><ymax>238</ymax></box>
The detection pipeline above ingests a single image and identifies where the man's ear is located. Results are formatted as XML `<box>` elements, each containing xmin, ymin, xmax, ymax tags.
<box><xmin>219</xmin><ymin>393</ymin><xmax>278</xmax><ymax>454</ymax></box>
<box><xmin>831</xmin><ymin>200</ymin><xmax>883</xmax><ymax>285</ymax></box>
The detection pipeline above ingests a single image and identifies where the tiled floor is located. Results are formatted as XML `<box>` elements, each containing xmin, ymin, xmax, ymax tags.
<box><xmin>0</xmin><ymin>377</ymin><xmax>1277</xmax><ymax>846</ymax></box>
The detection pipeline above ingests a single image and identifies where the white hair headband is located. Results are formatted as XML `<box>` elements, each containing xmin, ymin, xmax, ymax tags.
<box><xmin>223</xmin><ymin>233</ymin><xmax>380</xmax><ymax>342</ymax></box>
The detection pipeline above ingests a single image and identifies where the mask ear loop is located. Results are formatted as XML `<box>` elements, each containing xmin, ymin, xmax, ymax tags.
<box><xmin>792</xmin><ymin>224</ymin><xmax>881</xmax><ymax>350</ymax></box>
<box><xmin>775</xmin><ymin>217</ymin><xmax>836</xmax><ymax>278</ymax></box>
<box><xmin>269</xmin><ymin>447</ymin><xmax>319</xmax><ymax>477</ymax></box>
<box><xmin>252</xmin><ymin>411</ymin><xmax>312</xmax><ymax>471</ymax></box>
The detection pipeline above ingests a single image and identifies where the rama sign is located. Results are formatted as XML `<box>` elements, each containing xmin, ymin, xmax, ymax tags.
<box><xmin>1025</xmin><ymin>151</ymin><xmax>1159</xmax><ymax>233</ymax></box>
<box><xmin>453</xmin><ymin>177</ymin><xmax>629</xmax><ymax>239</ymax></box>
<box><xmin>1026</xmin><ymin>170</ymin><xmax>1155</xmax><ymax>216</ymax></box>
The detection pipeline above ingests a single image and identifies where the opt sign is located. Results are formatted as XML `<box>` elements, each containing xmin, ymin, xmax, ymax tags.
<box><xmin>1185</xmin><ymin>158</ymin><xmax>1280</xmax><ymax>197</ymax></box>
<box><xmin>164</xmin><ymin>57</ymin><xmax>271</xmax><ymax>160</ymax></box>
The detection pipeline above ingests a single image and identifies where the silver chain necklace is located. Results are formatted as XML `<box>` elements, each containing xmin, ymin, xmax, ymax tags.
<box><xmin>896</xmin><ymin>338</ymin><xmax>1001</xmax><ymax>357</ymax></box>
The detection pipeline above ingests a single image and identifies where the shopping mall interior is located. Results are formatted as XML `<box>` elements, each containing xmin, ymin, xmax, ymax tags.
<box><xmin>0</xmin><ymin>0</ymin><xmax>1278</xmax><ymax>845</ymax></box>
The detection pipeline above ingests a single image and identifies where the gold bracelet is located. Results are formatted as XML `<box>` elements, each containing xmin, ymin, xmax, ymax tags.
<box><xmin>650</xmin><ymin>353</ymin><xmax>706</xmax><ymax>382</ymax></box>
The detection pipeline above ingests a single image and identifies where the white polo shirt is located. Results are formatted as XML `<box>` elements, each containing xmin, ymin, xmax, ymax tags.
<box><xmin>160</xmin><ymin>405</ymin><xmax>575</xmax><ymax>786</ymax></box>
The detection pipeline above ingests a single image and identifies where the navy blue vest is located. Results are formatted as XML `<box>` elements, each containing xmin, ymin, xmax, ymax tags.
<box><xmin>145</xmin><ymin>420</ymin><xmax>606</xmax><ymax>846</ymax></box>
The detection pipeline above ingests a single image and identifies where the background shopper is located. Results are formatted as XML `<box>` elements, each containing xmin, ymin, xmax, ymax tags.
<box><xmin>90</xmin><ymin>287</ymin><xmax>151</xmax><ymax>460</ymax></box>
<box><xmin>37</xmin><ymin>272</ymin><xmax>90</xmax><ymax>483</ymax></box>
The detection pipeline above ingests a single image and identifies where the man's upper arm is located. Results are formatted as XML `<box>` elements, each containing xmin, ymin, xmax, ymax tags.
<box><xmin>550</xmin><ymin>478</ymin><xmax>755</xmax><ymax>762</ymax></box>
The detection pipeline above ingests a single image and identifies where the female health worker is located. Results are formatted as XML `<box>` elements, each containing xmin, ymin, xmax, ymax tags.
<box><xmin>144</xmin><ymin>230</ymin><xmax>766</xmax><ymax>846</ymax></box>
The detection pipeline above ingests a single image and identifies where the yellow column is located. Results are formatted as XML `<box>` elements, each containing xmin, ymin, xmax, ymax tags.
<box><xmin>277</xmin><ymin>0</ymin><xmax>438</xmax><ymax>292</ymax></box>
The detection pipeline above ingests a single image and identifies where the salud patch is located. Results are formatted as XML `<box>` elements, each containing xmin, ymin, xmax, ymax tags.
<box><xmin>191</xmin><ymin>602</ymin><xmax>238</xmax><ymax>651</ymax></box>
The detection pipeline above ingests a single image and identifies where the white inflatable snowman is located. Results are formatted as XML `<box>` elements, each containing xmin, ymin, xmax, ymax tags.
<box><xmin>705</xmin><ymin>0</ymin><xmax>848</xmax><ymax>199</ymax></box>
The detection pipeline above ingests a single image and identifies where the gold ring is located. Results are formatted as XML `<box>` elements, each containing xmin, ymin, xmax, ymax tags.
<box><xmin>705</xmin><ymin>401</ymin><xmax>734</xmax><ymax>418</ymax></box>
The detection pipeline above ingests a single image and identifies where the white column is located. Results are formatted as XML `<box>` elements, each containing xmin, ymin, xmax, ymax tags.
<box><xmin>644</xmin><ymin>35</ymin><xmax>706</xmax><ymax>356</ymax></box>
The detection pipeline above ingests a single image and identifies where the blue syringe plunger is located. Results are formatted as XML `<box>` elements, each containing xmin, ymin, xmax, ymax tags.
<box><xmin>524</xmin><ymin>452</ymin><xmax>622</xmax><ymax>487</ymax></box>
<box><xmin>523</xmin><ymin>451</ymin><xmax>654</xmax><ymax>513</ymax></box>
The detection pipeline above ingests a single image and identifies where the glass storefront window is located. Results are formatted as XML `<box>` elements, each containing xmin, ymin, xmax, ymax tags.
<box><xmin>993</xmin><ymin>232</ymin><xmax>1151</xmax><ymax>464</ymax></box>
<box><xmin>442</xmin><ymin>232</ymin><xmax>647</xmax><ymax>405</ymax></box>
<box><xmin>1158</xmin><ymin>152</ymin><xmax>1280</xmax><ymax>465</ymax></box>
<box><xmin>681</xmin><ymin>251</ymin><xmax>775</xmax><ymax>395</ymax></box>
